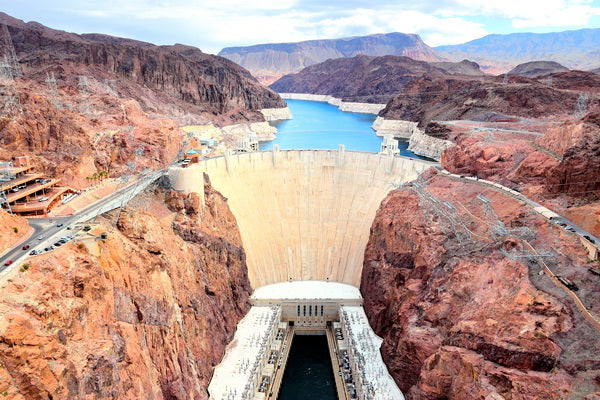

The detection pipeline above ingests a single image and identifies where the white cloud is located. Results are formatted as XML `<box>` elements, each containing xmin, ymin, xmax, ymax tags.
<box><xmin>7</xmin><ymin>0</ymin><xmax>599</xmax><ymax>53</ymax></box>
<box><xmin>437</xmin><ymin>0</ymin><xmax>600</xmax><ymax>27</ymax></box>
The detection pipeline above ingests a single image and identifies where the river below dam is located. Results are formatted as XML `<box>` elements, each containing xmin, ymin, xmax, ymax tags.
<box><xmin>278</xmin><ymin>335</ymin><xmax>337</xmax><ymax>400</ymax></box>
<box><xmin>261</xmin><ymin>99</ymin><xmax>423</xmax><ymax>157</ymax></box>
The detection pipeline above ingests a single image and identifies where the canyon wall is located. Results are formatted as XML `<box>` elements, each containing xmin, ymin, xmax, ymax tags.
<box><xmin>170</xmin><ymin>150</ymin><xmax>437</xmax><ymax>288</ymax></box>
<box><xmin>361</xmin><ymin>170</ymin><xmax>600</xmax><ymax>399</ymax></box>
<box><xmin>0</xmin><ymin>181</ymin><xmax>251</xmax><ymax>399</ymax></box>
<box><xmin>3</xmin><ymin>12</ymin><xmax>284</xmax><ymax>123</ymax></box>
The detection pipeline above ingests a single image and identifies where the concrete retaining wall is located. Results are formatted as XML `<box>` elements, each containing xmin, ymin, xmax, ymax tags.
<box><xmin>170</xmin><ymin>149</ymin><xmax>436</xmax><ymax>288</ymax></box>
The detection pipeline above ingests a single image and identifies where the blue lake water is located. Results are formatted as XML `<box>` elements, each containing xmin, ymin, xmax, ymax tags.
<box><xmin>260</xmin><ymin>99</ymin><xmax>423</xmax><ymax>158</ymax></box>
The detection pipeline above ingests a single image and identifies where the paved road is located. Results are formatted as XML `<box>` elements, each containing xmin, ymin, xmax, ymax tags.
<box><xmin>439</xmin><ymin>169</ymin><xmax>600</xmax><ymax>252</ymax></box>
<box><xmin>439</xmin><ymin>120</ymin><xmax>545</xmax><ymax>137</ymax></box>
<box><xmin>0</xmin><ymin>169</ymin><xmax>165</xmax><ymax>275</ymax></box>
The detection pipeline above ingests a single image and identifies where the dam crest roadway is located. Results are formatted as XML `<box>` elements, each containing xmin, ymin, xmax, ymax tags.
<box><xmin>169</xmin><ymin>147</ymin><xmax>437</xmax><ymax>288</ymax></box>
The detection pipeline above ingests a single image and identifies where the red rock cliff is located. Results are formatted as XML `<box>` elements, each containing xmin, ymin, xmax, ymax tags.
<box><xmin>2</xmin><ymin>12</ymin><xmax>284</xmax><ymax>122</ymax></box>
<box><xmin>0</xmin><ymin>178</ymin><xmax>251</xmax><ymax>399</ymax></box>
<box><xmin>361</xmin><ymin>170</ymin><xmax>600</xmax><ymax>399</ymax></box>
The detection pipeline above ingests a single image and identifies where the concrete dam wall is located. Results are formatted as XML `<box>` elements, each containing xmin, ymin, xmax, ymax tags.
<box><xmin>170</xmin><ymin>149</ymin><xmax>436</xmax><ymax>288</ymax></box>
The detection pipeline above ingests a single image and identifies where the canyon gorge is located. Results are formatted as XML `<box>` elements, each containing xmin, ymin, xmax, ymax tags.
<box><xmin>0</xmin><ymin>10</ymin><xmax>599</xmax><ymax>400</ymax></box>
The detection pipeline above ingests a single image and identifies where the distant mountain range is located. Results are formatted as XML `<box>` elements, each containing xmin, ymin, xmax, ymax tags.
<box><xmin>436</xmin><ymin>28</ymin><xmax>600</xmax><ymax>72</ymax></box>
<box><xmin>218</xmin><ymin>32</ymin><xmax>445</xmax><ymax>83</ymax></box>
<box><xmin>219</xmin><ymin>28</ymin><xmax>600</xmax><ymax>81</ymax></box>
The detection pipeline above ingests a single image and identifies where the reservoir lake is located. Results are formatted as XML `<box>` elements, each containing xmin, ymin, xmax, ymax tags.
<box><xmin>260</xmin><ymin>99</ymin><xmax>424</xmax><ymax>158</ymax></box>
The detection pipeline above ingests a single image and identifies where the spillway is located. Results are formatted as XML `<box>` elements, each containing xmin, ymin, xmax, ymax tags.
<box><xmin>170</xmin><ymin>148</ymin><xmax>436</xmax><ymax>288</ymax></box>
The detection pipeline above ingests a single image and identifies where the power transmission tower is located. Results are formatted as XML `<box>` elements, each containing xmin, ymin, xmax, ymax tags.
<box><xmin>104</xmin><ymin>78</ymin><xmax>117</xmax><ymax>96</ymax></box>
<box><xmin>0</xmin><ymin>24</ymin><xmax>21</xmax><ymax>77</ymax></box>
<box><xmin>45</xmin><ymin>72</ymin><xmax>62</xmax><ymax>109</ymax></box>
<box><xmin>0</xmin><ymin>56</ymin><xmax>22</xmax><ymax>120</ymax></box>
<box><xmin>575</xmin><ymin>92</ymin><xmax>589</xmax><ymax>119</ymax></box>
<box><xmin>78</xmin><ymin>75</ymin><xmax>92</xmax><ymax>115</ymax></box>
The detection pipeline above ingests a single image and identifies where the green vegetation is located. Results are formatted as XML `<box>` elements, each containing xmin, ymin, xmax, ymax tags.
<box><xmin>12</xmin><ymin>227</ymin><xmax>18</xmax><ymax>233</ymax></box>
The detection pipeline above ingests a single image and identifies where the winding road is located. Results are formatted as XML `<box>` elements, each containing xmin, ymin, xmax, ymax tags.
<box><xmin>0</xmin><ymin>169</ymin><xmax>165</xmax><ymax>278</ymax></box>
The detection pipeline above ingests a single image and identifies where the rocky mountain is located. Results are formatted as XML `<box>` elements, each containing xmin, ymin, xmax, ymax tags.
<box><xmin>269</xmin><ymin>55</ymin><xmax>484</xmax><ymax>103</ymax></box>
<box><xmin>436</xmin><ymin>28</ymin><xmax>600</xmax><ymax>72</ymax></box>
<box><xmin>1</xmin><ymin>12</ymin><xmax>284</xmax><ymax>123</ymax></box>
<box><xmin>0</xmin><ymin>181</ymin><xmax>252</xmax><ymax>399</ymax></box>
<box><xmin>430</xmin><ymin>60</ymin><xmax>485</xmax><ymax>76</ymax></box>
<box><xmin>0</xmin><ymin>12</ymin><xmax>286</xmax><ymax>187</ymax></box>
<box><xmin>508</xmin><ymin>61</ymin><xmax>570</xmax><ymax>78</ymax></box>
<box><xmin>361</xmin><ymin>169</ymin><xmax>600</xmax><ymax>399</ymax></box>
<box><xmin>379</xmin><ymin>71</ymin><xmax>600</xmax><ymax>126</ymax></box>
<box><xmin>218</xmin><ymin>32</ymin><xmax>446</xmax><ymax>83</ymax></box>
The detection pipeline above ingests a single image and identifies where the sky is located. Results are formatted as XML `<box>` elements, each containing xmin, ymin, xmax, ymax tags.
<box><xmin>1</xmin><ymin>0</ymin><xmax>599</xmax><ymax>54</ymax></box>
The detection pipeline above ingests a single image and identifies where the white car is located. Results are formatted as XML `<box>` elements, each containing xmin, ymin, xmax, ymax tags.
<box><xmin>37</xmin><ymin>235</ymin><xmax>46</xmax><ymax>240</ymax></box>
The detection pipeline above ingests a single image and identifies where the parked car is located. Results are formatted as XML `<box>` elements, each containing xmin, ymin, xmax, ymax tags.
<box><xmin>56</xmin><ymin>223</ymin><xmax>64</xmax><ymax>227</ymax></box>
<box><xmin>3</xmin><ymin>260</ymin><xmax>12</xmax><ymax>266</ymax></box>
<box><xmin>83</xmin><ymin>226</ymin><xmax>91</xmax><ymax>232</ymax></box>
<box><xmin>22</xmin><ymin>244</ymin><xmax>30</xmax><ymax>250</ymax></box>
<box><xmin>38</xmin><ymin>197</ymin><xmax>49</xmax><ymax>202</ymax></box>
<box><xmin>29</xmin><ymin>250</ymin><xmax>38</xmax><ymax>255</ymax></box>
<box><xmin>583</xmin><ymin>235</ymin><xmax>595</xmax><ymax>244</ymax></box>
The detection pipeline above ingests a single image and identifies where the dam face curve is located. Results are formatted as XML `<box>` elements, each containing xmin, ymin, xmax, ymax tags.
<box><xmin>170</xmin><ymin>149</ymin><xmax>436</xmax><ymax>288</ymax></box>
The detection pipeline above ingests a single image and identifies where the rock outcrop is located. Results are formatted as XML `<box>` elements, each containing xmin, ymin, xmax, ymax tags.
<box><xmin>507</xmin><ymin>61</ymin><xmax>570</xmax><ymax>78</ymax></box>
<box><xmin>0</xmin><ymin>210</ymin><xmax>29</xmax><ymax>254</ymax></box>
<box><xmin>361</xmin><ymin>171</ymin><xmax>600</xmax><ymax>399</ymax></box>
<box><xmin>0</xmin><ymin>12</ymin><xmax>289</xmax><ymax>186</ymax></box>
<box><xmin>0</xmin><ymin>92</ymin><xmax>184</xmax><ymax>188</ymax></box>
<box><xmin>270</xmin><ymin>55</ymin><xmax>482</xmax><ymax>104</ymax></box>
<box><xmin>0</xmin><ymin>179</ymin><xmax>252</xmax><ymax>399</ymax></box>
<box><xmin>379</xmin><ymin>72</ymin><xmax>600</xmax><ymax>126</ymax></box>
<box><xmin>441</xmin><ymin>112</ymin><xmax>600</xmax><ymax>203</ymax></box>
<box><xmin>407</xmin><ymin>128</ymin><xmax>453</xmax><ymax>161</ymax></box>
<box><xmin>2</xmin><ymin>12</ymin><xmax>284</xmax><ymax>123</ymax></box>
<box><xmin>219</xmin><ymin>32</ymin><xmax>445</xmax><ymax>81</ymax></box>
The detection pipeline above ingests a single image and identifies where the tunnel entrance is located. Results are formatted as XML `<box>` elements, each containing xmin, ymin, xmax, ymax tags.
<box><xmin>278</xmin><ymin>334</ymin><xmax>337</xmax><ymax>400</ymax></box>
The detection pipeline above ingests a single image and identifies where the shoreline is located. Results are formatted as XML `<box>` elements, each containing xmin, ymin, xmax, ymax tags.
<box><xmin>265</xmin><ymin>98</ymin><xmax>451</xmax><ymax>161</ymax></box>
<box><xmin>278</xmin><ymin>93</ymin><xmax>386</xmax><ymax>115</ymax></box>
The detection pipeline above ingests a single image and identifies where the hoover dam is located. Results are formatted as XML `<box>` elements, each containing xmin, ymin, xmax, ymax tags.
<box><xmin>169</xmin><ymin>148</ymin><xmax>437</xmax><ymax>399</ymax></box>
<box><xmin>170</xmin><ymin>147</ymin><xmax>436</xmax><ymax>288</ymax></box>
